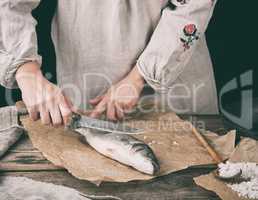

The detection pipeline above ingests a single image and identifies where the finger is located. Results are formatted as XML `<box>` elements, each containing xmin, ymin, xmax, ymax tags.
<box><xmin>49</xmin><ymin>103</ymin><xmax>62</xmax><ymax>126</ymax></box>
<box><xmin>89</xmin><ymin>95</ymin><xmax>104</xmax><ymax>105</ymax></box>
<box><xmin>107</xmin><ymin>102</ymin><xmax>117</xmax><ymax>121</ymax></box>
<box><xmin>122</xmin><ymin>103</ymin><xmax>134</xmax><ymax>113</ymax></box>
<box><xmin>63</xmin><ymin>95</ymin><xmax>81</xmax><ymax>115</ymax></box>
<box><xmin>59</xmin><ymin>96</ymin><xmax>72</xmax><ymax>125</ymax></box>
<box><xmin>115</xmin><ymin>104</ymin><xmax>124</xmax><ymax>120</ymax></box>
<box><xmin>61</xmin><ymin>93</ymin><xmax>74</xmax><ymax>110</ymax></box>
<box><xmin>90</xmin><ymin>99</ymin><xmax>107</xmax><ymax>118</ymax></box>
<box><xmin>39</xmin><ymin>105</ymin><xmax>51</xmax><ymax>125</ymax></box>
<box><xmin>59</xmin><ymin>103</ymin><xmax>72</xmax><ymax>125</ymax></box>
<box><xmin>27</xmin><ymin>105</ymin><xmax>39</xmax><ymax>121</ymax></box>
<box><xmin>58</xmin><ymin>93</ymin><xmax>78</xmax><ymax>114</ymax></box>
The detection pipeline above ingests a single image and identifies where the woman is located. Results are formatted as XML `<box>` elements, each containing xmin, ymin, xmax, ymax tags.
<box><xmin>0</xmin><ymin>0</ymin><xmax>218</xmax><ymax>125</ymax></box>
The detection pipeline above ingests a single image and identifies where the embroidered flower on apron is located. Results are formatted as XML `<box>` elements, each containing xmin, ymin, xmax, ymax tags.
<box><xmin>176</xmin><ymin>0</ymin><xmax>189</xmax><ymax>5</ymax></box>
<box><xmin>168</xmin><ymin>0</ymin><xmax>190</xmax><ymax>10</ymax></box>
<box><xmin>180</xmin><ymin>24</ymin><xmax>200</xmax><ymax>51</ymax></box>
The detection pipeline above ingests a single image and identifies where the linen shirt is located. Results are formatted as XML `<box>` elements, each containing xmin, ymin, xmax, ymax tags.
<box><xmin>0</xmin><ymin>0</ymin><xmax>219</xmax><ymax>114</ymax></box>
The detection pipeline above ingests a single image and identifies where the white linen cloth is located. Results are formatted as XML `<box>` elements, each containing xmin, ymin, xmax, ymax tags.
<box><xmin>0</xmin><ymin>106</ymin><xmax>23</xmax><ymax>158</ymax></box>
<box><xmin>0</xmin><ymin>176</ymin><xmax>122</xmax><ymax>200</ymax></box>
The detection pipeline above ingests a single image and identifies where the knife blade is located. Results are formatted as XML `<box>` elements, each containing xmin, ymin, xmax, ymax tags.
<box><xmin>67</xmin><ymin>113</ymin><xmax>144</xmax><ymax>134</ymax></box>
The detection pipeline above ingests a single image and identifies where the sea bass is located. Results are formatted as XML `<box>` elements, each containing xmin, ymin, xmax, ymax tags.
<box><xmin>75</xmin><ymin>128</ymin><xmax>160</xmax><ymax>175</ymax></box>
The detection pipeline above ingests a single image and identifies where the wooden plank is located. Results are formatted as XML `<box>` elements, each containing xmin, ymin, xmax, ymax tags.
<box><xmin>0</xmin><ymin>167</ymin><xmax>220</xmax><ymax>200</ymax></box>
<box><xmin>0</xmin><ymin>149</ymin><xmax>62</xmax><ymax>172</ymax></box>
<box><xmin>180</xmin><ymin>115</ymin><xmax>227</xmax><ymax>134</ymax></box>
<box><xmin>9</xmin><ymin>134</ymin><xmax>34</xmax><ymax>151</ymax></box>
<box><xmin>0</xmin><ymin>163</ymin><xmax>63</xmax><ymax>172</ymax></box>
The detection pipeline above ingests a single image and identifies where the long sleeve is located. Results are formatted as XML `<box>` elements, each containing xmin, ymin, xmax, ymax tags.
<box><xmin>0</xmin><ymin>0</ymin><xmax>42</xmax><ymax>89</ymax></box>
<box><xmin>136</xmin><ymin>0</ymin><xmax>217</xmax><ymax>92</ymax></box>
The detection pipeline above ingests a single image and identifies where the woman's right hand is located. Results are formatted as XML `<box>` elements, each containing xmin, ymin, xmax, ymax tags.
<box><xmin>16</xmin><ymin>62</ymin><xmax>73</xmax><ymax>126</ymax></box>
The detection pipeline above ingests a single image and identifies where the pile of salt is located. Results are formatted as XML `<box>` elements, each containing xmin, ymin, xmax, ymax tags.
<box><xmin>218</xmin><ymin>162</ymin><xmax>241</xmax><ymax>178</ymax></box>
<box><xmin>218</xmin><ymin>162</ymin><xmax>258</xmax><ymax>199</ymax></box>
<box><xmin>229</xmin><ymin>178</ymin><xmax>258</xmax><ymax>199</ymax></box>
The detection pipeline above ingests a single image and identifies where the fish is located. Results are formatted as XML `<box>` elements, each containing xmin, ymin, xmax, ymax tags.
<box><xmin>75</xmin><ymin>128</ymin><xmax>160</xmax><ymax>175</ymax></box>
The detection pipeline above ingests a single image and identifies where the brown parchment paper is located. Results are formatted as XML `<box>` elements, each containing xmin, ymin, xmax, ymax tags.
<box><xmin>194</xmin><ymin>137</ymin><xmax>258</xmax><ymax>200</ymax></box>
<box><xmin>229</xmin><ymin>138</ymin><xmax>258</xmax><ymax>163</ymax></box>
<box><xmin>21</xmin><ymin>112</ymin><xmax>236</xmax><ymax>185</ymax></box>
<box><xmin>194</xmin><ymin>173</ymin><xmax>247</xmax><ymax>200</ymax></box>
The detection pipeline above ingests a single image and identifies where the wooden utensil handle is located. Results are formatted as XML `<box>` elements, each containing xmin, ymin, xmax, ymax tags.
<box><xmin>191</xmin><ymin>125</ymin><xmax>223</xmax><ymax>164</ymax></box>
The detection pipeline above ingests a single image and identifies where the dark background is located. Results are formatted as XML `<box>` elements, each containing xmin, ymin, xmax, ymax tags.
<box><xmin>0</xmin><ymin>0</ymin><xmax>257</xmax><ymax>112</ymax></box>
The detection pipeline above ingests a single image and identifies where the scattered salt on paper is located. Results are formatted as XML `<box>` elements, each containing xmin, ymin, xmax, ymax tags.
<box><xmin>219</xmin><ymin>162</ymin><xmax>258</xmax><ymax>179</ymax></box>
<box><xmin>229</xmin><ymin>178</ymin><xmax>258</xmax><ymax>199</ymax></box>
<box><xmin>218</xmin><ymin>162</ymin><xmax>258</xmax><ymax>199</ymax></box>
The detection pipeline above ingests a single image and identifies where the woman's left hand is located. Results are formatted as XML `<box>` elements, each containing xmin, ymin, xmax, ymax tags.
<box><xmin>89</xmin><ymin>66</ymin><xmax>145</xmax><ymax>120</ymax></box>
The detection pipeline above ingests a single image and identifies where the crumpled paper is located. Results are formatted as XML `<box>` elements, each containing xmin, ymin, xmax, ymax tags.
<box><xmin>194</xmin><ymin>137</ymin><xmax>258</xmax><ymax>200</ymax></box>
<box><xmin>194</xmin><ymin>173</ymin><xmax>247</xmax><ymax>200</ymax></box>
<box><xmin>21</xmin><ymin>112</ymin><xmax>236</xmax><ymax>185</ymax></box>
<box><xmin>229</xmin><ymin>138</ymin><xmax>258</xmax><ymax>163</ymax></box>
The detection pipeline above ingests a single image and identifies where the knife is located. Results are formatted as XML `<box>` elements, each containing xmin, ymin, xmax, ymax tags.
<box><xmin>15</xmin><ymin>101</ymin><xmax>143</xmax><ymax>134</ymax></box>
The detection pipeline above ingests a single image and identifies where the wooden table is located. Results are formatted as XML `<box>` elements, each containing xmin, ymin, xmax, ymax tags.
<box><xmin>0</xmin><ymin>115</ymin><xmax>230</xmax><ymax>200</ymax></box>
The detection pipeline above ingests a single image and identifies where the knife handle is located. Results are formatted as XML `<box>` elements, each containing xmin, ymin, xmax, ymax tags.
<box><xmin>15</xmin><ymin>100</ymin><xmax>78</xmax><ymax>128</ymax></box>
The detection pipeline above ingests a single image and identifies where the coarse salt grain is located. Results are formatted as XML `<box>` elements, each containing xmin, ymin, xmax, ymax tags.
<box><xmin>229</xmin><ymin>178</ymin><xmax>258</xmax><ymax>199</ymax></box>
<box><xmin>218</xmin><ymin>162</ymin><xmax>258</xmax><ymax>199</ymax></box>
<box><xmin>218</xmin><ymin>162</ymin><xmax>241</xmax><ymax>178</ymax></box>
